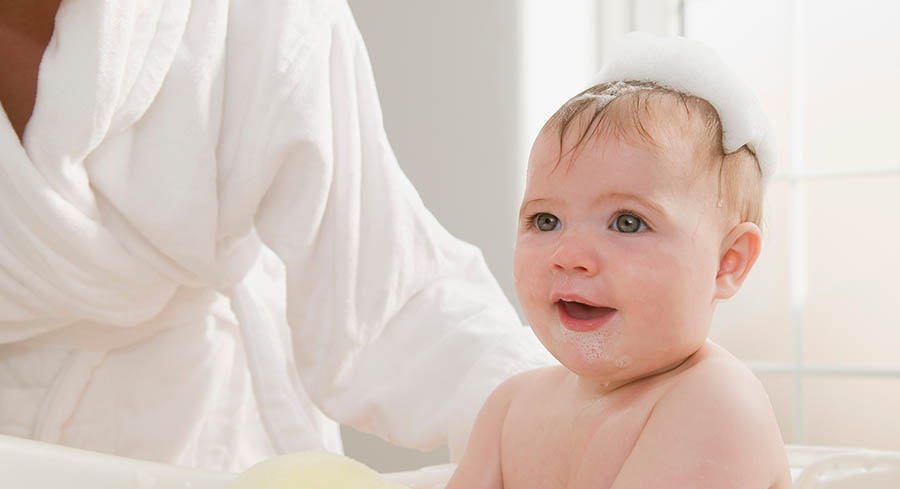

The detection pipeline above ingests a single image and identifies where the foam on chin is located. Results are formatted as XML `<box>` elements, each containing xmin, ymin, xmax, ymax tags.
<box><xmin>550</xmin><ymin>316</ymin><xmax>623</xmax><ymax>363</ymax></box>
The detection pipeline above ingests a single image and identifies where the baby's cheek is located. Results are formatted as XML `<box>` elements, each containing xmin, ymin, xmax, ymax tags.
<box><xmin>515</xmin><ymin>263</ymin><xmax>551</xmax><ymax>335</ymax></box>
<box><xmin>513</xmin><ymin>248</ymin><xmax>543</xmax><ymax>297</ymax></box>
<box><xmin>627</xmin><ymin>259</ymin><xmax>680</xmax><ymax>317</ymax></box>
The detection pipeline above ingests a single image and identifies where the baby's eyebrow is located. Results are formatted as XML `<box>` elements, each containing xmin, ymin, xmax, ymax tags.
<box><xmin>518</xmin><ymin>197</ymin><xmax>551</xmax><ymax>215</ymax></box>
<box><xmin>602</xmin><ymin>192</ymin><xmax>666</xmax><ymax>216</ymax></box>
<box><xmin>519</xmin><ymin>194</ymin><xmax>666</xmax><ymax>217</ymax></box>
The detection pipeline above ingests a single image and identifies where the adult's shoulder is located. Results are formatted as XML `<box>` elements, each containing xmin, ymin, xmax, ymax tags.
<box><xmin>216</xmin><ymin>0</ymin><xmax>362</xmax><ymax>136</ymax></box>
<box><xmin>226</xmin><ymin>0</ymin><xmax>353</xmax><ymax>45</ymax></box>
<box><xmin>223</xmin><ymin>0</ymin><xmax>358</xmax><ymax>77</ymax></box>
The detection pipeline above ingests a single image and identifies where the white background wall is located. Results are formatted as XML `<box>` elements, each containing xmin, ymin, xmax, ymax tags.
<box><xmin>347</xmin><ymin>0</ymin><xmax>525</xmax><ymax>305</ymax></box>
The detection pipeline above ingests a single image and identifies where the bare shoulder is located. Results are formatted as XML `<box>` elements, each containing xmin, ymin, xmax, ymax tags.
<box><xmin>610</xmin><ymin>342</ymin><xmax>792</xmax><ymax>488</ymax></box>
<box><xmin>468</xmin><ymin>365</ymin><xmax>564</xmax><ymax>430</ymax></box>
<box><xmin>502</xmin><ymin>364</ymin><xmax>567</xmax><ymax>392</ymax></box>
<box><xmin>445</xmin><ymin>365</ymin><xmax>565</xmax><ymax>489</ymax></box>
<box><xmin>477</xmin><ymin>364</ymin><xmax>566</xmax><ymax>411</ymax></box>
<box><xmin>669</xmin><ymin>342</ymin><xmax>774</xmax><ymax>420</ymax></box>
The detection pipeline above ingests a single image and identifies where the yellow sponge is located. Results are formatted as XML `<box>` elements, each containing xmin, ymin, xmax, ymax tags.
<box><xmin>228</xmin><ymin>451</ymin><xmax>409</xmax><ymax>489</ymax></box>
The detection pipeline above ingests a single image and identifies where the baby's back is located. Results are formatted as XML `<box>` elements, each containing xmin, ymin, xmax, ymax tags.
<box><xmin>498</xmin><ymin>342</ymin><xmax>792</xmax><ymax>489</ymax></box>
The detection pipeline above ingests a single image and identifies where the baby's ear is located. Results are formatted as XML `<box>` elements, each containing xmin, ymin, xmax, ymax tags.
<box><xmin>715</xmin><ymin>222</ymin><xmax>762</xmax><ymax>300</ymax></box>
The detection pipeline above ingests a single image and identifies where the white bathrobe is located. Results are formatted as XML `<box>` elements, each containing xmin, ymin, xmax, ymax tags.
<box><xmin>0</xmin><ymin>0</ymin><xmax>552</xmax><ymax>471</ymax></box>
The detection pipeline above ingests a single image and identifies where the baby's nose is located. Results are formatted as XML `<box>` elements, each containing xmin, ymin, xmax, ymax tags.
<box><xmin>550</xmin><ymin>233</ymin><xmax>599</xmax><ymax>276</ymax></box>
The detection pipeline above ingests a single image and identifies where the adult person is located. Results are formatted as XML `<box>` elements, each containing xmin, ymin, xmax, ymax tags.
<box><xmin>0</xmin><ymin>0</ymin><xmax>552</xmax><ymax>471</ymax></box>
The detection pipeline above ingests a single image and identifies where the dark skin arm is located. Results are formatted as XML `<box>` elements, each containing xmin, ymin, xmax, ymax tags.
<box><xmin>0</xmin><ymin>0</ymin><xmax>61</xmax><ymax>140</ymax></box>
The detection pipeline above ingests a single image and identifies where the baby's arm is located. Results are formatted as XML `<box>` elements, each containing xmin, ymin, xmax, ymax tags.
<box><xmin>444</xmin><ymin>375</ymin><xmax>519</xmax><ymax>489</ymax></box>
<box><xmin>610</xmin><ymin>360</ymin><xmax>790</xmax><ymax>489</ymax></box>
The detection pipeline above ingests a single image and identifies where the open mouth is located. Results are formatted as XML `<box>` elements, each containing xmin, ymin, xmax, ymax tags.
<box><xmin>556</xmin><ymin>300</ymin><xmax>616</xmax><ymax>332</ymax></box>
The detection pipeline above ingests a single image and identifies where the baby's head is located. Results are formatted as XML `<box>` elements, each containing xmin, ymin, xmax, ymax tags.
<box><xmin>546</xmin><ymin>80</ymin><xmax>764</xmax><ymax>227</ymax></box>
<box><xmin>513</xmin><ymin>34</ymin><xmax>772</xmax><ymax>386</ymax></box>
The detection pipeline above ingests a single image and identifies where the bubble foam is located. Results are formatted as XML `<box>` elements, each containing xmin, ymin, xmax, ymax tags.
<box><xmin>592</xmin><ymin>32</ymin><xmax>776</xmax><ymax>183</ymax></box>
<box><xmin>614</xmin><ymin>355</ymin><xmax>632</xmax><ymax>369</ymax></box>
<box><xmin>550</xmin><ymin>319</ymin><xmax>623</xmax><ymax>362</ymax></box>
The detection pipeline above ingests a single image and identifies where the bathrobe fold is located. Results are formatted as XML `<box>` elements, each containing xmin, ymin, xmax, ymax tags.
<box><xmin>0</xmin><ymin>0</ymin><xmax>552</xmax><ymax>470</ymax></box>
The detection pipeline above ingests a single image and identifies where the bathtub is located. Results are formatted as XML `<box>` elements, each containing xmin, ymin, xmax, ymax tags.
<box><xmin>1</xmin><ymin>434</ymin><xmax>897</xmax><ymax>489</ymax></box>
<box><xmin>0</xmin><ymin>435</ymin><xmax>450</xmax><ymax>489</ymax></box>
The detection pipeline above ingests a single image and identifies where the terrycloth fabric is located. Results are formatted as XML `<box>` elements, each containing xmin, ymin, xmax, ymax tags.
<box><xmin>0</xmin><ymin>0</ymin><xmax>553</xmax><ymax>472</ymax></box>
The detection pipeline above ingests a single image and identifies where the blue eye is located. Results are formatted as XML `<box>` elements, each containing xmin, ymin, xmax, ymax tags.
<box><xmin>532</xmin><ymin>213</ymin><xmax>560</xmax><ymax>231</ymax></box>
<box><xmin>613</xmin><ymin>213</ymin><xmax>646</xmax><ymax>233</ymax></box>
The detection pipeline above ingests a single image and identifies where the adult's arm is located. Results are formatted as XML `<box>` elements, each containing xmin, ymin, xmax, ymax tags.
<box><xmin>225</xmin><ymin>0</ymin><xmax>553</xmax><ymax>458</ymax></box>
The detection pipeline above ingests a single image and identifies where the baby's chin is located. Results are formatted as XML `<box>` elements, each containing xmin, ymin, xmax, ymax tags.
<box><xmin>542</xmin><ymin>316</ymin><xmax>625</xmax><ymax>360</ymax></box>
<box><xmin>538</xmin><ymin>339</ymin><xmax>635</xmax><ymax>384</ymax></box>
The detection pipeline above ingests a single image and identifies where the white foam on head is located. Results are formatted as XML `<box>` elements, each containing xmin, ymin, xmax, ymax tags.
<box><xmin>592</xmin><ymin>32</ymin><xmax>776</xmax><ymax>183</ymax></box>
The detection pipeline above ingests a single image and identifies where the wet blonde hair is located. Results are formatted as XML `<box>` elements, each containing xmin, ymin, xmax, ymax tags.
<box><xmin>544</xmin><ymin>81</ymin><xmax>764</xmax><ymax>226</ymax></box>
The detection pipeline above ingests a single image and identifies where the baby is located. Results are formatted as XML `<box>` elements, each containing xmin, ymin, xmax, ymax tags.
<box><xmin>445</xmin><ymin>34</ymin><xmax>792</xmax><ymax>489</ymax></box>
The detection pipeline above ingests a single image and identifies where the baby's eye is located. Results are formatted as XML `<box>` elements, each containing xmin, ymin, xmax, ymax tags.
<box><xmin>532</xmin><ymin>213</ymin><xmax>561</xmax><ymax>231</ymax></box>
<box><xmin>613</xmin><ymin>213</ymin><xmax>647</xmax><ymax>233</ymax></box>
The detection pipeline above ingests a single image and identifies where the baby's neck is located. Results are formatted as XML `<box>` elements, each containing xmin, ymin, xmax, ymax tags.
<box><xmin>574</xmin><ymin>351</ymin><xmax>699</xmax><ymax>397</ymax></box>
